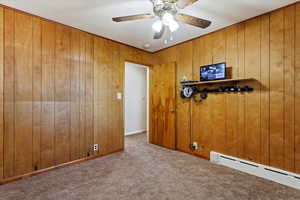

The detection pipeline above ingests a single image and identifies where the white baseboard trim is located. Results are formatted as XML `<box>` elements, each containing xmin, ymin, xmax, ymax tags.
<box><xmin>125</xmin><ymin>130</ymin><xmax>147</xmax><ymax>136</ymax></box>
<box><xmin>210</xmin><ymin>151</ymin><xmax>300</xmax><ymax>190</ymax></box>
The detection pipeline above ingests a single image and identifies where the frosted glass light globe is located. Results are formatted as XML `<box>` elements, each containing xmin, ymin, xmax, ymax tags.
<box><xmin>162</xmin><ymin>13</ymin><xmax>174</xmax><ymax>26</ymax></box>
<box><xmin>169</xmin><ymin>20</ymin><xmax>179</xmax><ymax>32</ymax></box>
<box><xmin>152</xmin><ymin>20</ymin><xmax>163</xmax><ymax>32</ymax></box>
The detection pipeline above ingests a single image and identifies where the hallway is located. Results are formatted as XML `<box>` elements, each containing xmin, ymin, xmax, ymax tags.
<box><xmin>0</xmin><ymin>133</ymin><xmax>300</xmax><ymax>200</ymax></box>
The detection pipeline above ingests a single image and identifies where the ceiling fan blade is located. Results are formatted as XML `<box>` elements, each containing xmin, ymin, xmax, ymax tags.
<box><xmin>176</xmin><ymin>14</ymin><xmax>211</xmax><ymax>28</ymax></box>
<box><xmin>176</xmin><ymin>0</ymin><xmax>199</xmax><ymax>9</ymax></box>
<box><xmin>153</xmin><ymin>25</ymin><xmax>165</xmax><ymax>39</ymax></box>
<box><xmin>112</xmin><ymin>14</ymin><xmax>154</xmax><ymax>22</ymax></box>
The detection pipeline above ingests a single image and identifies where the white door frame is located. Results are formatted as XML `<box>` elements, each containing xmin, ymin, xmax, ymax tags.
<box><xmin>123</xmin><ymin>61</ymin><xmax>150</xmax><ymax>143</ymax></box>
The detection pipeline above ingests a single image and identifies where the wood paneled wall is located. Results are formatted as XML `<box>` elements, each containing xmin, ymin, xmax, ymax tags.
<box><xmin>1</xmin><ymin>2</ymin><xmax>299</xmax><ymax>181</ymax></box>
<box><xmin>155</xmin><ymin>3</ymin><xmax>300</xmax><ymax>174</ymax></box>
<box><xmin>0</xmin><ymin>6</ymin><xmax>153</xmax><ymax>180</ymax></box>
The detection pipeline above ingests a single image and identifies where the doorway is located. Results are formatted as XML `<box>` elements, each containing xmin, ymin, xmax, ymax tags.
<box><xmin>124</xmin><ymin>62</ymin><xmax>150</xmax><ymax>142</ymax></box>
<box><xmin>124</xmin><ymin>61</ymin><xmax>176</xmax><ymax>150</ymax></box>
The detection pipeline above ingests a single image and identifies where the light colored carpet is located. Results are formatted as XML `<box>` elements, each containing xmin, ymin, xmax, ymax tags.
<box><xmin>0</xmin><ymin>133</ymin><xmax>300</xmax><ymax>200</ymax></box>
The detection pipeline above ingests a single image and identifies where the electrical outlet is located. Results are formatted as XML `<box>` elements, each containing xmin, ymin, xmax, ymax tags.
<box><xmin>190</xmin><ymin>142</ymin><xmax>199</xmax><ymax>150</ymax></box>
<box><xmin>93</xmin><ymin>144</ymin><xmax>99</xmax><ymax>152</ymax></box>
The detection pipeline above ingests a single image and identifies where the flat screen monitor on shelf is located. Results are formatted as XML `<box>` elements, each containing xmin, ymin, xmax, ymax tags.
<box><xmin>200</xmin><ymin>62</ymin><xmax>226</xmax><ymax>81</ymax></box>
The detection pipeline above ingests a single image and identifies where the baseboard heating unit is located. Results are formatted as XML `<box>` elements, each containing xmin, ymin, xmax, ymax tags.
<box><xmin>210</xmin><ymin>152</ymin><xmax>300</xmax><ymax>190</ymax></box>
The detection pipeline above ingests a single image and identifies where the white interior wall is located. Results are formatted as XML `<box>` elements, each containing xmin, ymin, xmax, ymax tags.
<box><xmin>125</xmin><ymin>62</ymin><xmax>148</xmax><ymax>136</ymax></box>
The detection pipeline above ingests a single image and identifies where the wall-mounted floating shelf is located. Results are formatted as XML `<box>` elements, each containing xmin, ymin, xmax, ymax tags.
<box><xmin>181</xmin><ymin>78</ymin><xmax>256</xmax><ymax>86</ymax></box>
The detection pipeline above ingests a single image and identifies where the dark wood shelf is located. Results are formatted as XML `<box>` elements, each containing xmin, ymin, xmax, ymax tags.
<box><xmin>181</xmin><ymin>78</ymin><xmax>256</xmax><ymax>86</ymax></box>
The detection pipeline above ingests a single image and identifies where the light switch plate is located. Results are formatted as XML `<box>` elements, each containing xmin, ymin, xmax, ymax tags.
<box><xmin>117</xmin><ymin>92</ymin><xmax>122</xmax><ymax>100</ymax></box>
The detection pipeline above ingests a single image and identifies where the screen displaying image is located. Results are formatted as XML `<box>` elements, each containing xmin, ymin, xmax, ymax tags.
<box><xmin>200</xmin><ymin>63</ymin><xmax>226</xmax><ymax>81</ymax></box>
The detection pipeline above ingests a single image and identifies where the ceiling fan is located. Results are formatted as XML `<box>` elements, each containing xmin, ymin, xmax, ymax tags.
<box><xmin>112</xmin><ymin>0</ymin><xmax>211</xmax><ymax>40</ymax></box>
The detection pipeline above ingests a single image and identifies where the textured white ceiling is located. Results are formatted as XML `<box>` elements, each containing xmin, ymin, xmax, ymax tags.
<box><xmin>0</xmin><ymin>0</ymin><xmax>298</xmax><ymax>52</ymax></box>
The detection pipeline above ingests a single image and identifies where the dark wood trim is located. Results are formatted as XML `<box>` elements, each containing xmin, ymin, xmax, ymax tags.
<box><xmin>0</xmin><ymin>4</ymin><xmax>150</xmax><ymax>54</ymax></box>
<box><xmin>176</xmin><ymin>149</ymin><xmax>209</xmax><ymax>160</ymax></box>
<box><xmin>0</xmin><ymin>149</ymin><xmax>123</xmax><ymax>185</ymax></box>
<box><xmin>176</xmin><ymin>148</ymin><xmax>192</xmax><ymax>154</ymax></box>
<box><xmin>192</xmin><ymin>153</ymin><xmax>210</xmax><ymax>160</ymax></box>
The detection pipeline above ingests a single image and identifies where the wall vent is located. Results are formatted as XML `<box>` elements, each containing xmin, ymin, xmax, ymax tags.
<box><xmin>210</xmin><ymin>152</ymin><xmax>300</xmax><ymax>190</ymax></box>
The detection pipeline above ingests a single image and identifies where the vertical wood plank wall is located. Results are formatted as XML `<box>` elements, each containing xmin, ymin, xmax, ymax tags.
<box><xmin>155</xmin><ymin>3</ymin><xmax>300</xmax><ymax>174</ymax></box>
<box><xmin>0</xmin><ymin>6</ymin><xmax>153</xmax><ymax>180</ymax></box>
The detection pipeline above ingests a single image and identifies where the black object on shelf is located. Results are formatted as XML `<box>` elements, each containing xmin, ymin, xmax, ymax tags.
<box><xmin>180</xmin><ymin>84</ymin><xmax>254</xmax><ymax>102</ymax></box>
<box><xmin>181</xmin><ymin>78</ymin><xmax>256</xmax><ymax>86</ymax></box>
<box><xmin>180</xmin><ymin>80</ymin><xmax>199</xmax><ymax>84</ymax></box>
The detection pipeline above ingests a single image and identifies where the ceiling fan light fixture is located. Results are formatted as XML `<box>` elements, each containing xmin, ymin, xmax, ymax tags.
<box><xmin>113</xmin><ymin>0</ymin><xmax>211</xmax><ymax>42</ymax></box>
<box><xmin>155</xmin><ymin>0</ymin><xmax>163</xmax><ymax>5</ymax></box>
<box><xmin>162</xmin><ymin>12</ymin><xmax>174</xmax><ymax>26</ymax></box>
<box><xmin>169</xmin><ymin>20</ymin><xmax>179</xmax><ymax>32</ymax></box>
<box><xmin>152</xmin><ymin>20</ymin><xmax>163</xmax><ymax>32</ymax></box>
